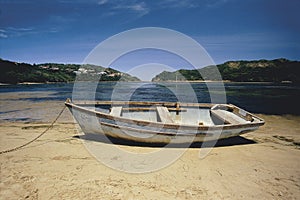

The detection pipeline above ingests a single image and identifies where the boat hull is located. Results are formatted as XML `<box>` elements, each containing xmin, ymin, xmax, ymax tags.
<box><xmin>66</xmin><ymin>100</ymin><xmax>264</xmax><ymax>144</ymax></box>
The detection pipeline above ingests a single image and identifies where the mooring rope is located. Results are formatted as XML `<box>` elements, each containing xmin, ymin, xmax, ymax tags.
<box><xmin>0</xmin><ymin>106</ymin><xmax>66</xmax><ymax>155</ymax></box>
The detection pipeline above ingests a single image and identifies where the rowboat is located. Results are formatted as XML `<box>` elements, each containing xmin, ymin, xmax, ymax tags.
<box><xmin>65</xmin><ymin>99</ymin><xmax>264</xmax><ymax>144</ymax></box>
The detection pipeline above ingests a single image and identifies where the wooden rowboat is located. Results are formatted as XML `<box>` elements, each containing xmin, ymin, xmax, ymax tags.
<box><xmin>65</xmin><ymin>99</ymin><xmax>264</xmax><ymax>144</ymax></box>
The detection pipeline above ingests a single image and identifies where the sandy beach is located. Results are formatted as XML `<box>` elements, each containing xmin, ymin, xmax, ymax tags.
<box><xmin>0</xmin><ymin>91</ymin><xmax>300</xmax><ymax>199</ymax></box>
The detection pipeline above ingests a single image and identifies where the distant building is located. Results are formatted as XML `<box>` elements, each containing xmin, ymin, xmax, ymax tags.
<box><xmin>97</xmin><ymin>71</ymin><xmax>107</xmax><ymax>75</ymax></box>
<box><xmin>50</xmin><ymin>67</ymin><xmax>59</xmax><ymax>71</ymax></box>
<box><xmin>39</xmin><ymin>65</ymin><xmax>49</xmax><ymax>69</ymax></box>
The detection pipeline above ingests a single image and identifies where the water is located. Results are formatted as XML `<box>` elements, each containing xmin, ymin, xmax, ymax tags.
<box><xmin>223</xmin><ymin>83</ymin><xmax>300</xmax><ymax>115</ymax></box>
<box><xmin>1</xmin><ymin>82</ymin><xmax>299</xmax><ymax>115</ymax></box>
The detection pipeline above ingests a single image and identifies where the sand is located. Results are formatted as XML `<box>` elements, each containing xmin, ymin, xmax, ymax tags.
<box><xmin>0</xmin><ymin>92</ymin><xmax>300</xmax><ymax>199</ymax></box>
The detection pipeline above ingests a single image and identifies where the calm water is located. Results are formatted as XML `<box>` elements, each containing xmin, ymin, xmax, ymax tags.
<box><xmin>1</xmin><ymin>82</ymin><xmax>299</xmax><ymax>115</ymax></box>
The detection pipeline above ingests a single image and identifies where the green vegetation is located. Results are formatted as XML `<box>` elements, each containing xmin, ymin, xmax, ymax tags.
<box><xmin>152</xmin><ymin>59</ymin><xmax>300</xmax><ymax>83</ymax></box>
<box><xmin>1</xmin><ymin>58</ymin><xmax>299</xmax><ymax>84</ymax></box>
<box><xmin>0</xmin><ymin>59</ymin><xmax>140</xmax><ymax>84</ymax></box>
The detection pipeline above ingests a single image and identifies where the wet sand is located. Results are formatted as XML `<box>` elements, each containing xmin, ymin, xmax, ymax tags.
<box><xmin>0</xmin><ymin>91</ymin><xmax>300</xmax><ymax>199</ymax></box>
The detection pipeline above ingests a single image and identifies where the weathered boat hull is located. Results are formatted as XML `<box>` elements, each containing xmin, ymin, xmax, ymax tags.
<box><xmin>65</xmin><ymin>100</ymin><xmax>264</xmax><ymax>144</ymax></box>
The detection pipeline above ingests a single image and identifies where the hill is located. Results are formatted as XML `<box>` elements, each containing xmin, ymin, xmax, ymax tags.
<box><xmin>152</xmin><ymin>58</ymin><xmax>300</xmax><ymax>83</ymax></box>
<box><xmin>0</xmin><ymin>59</ymin><xmax>140</xmax><ymax>84</ymax></box>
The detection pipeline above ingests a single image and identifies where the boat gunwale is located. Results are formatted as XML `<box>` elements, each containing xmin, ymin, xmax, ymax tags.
<box><xmin>65</xmin><ymin>100</ymin><xmax>265</xmax><ymax>131</ymax></box>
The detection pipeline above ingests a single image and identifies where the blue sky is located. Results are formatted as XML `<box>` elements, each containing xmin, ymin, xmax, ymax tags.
<box><xmin>0</xmin><ymin>0</ymin><xmax>299</xmax><ymax>72</ymax></box>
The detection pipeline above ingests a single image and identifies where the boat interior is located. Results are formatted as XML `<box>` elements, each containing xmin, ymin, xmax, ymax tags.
<box><xmin>71</xmin><ymin>100</ymin><xmax>262</xmax><ymax>126</ymax></box>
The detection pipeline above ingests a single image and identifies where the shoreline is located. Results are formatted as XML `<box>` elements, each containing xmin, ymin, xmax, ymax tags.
<box><xmin>0</xmin><ymin>80</ymin><xmax>298</xmax><ymax>86</ymax></box>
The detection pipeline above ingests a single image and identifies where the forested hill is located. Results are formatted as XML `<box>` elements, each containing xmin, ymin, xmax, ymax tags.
<box><xmin>0</xmin><ymin>59</ymin><xmax>140</xmax><ymax>84</ymax></box>
<box><xmin>2</xmin><ymin>58</ymin><xmax>299</xmax><ymax>84</ymax></box>
<box><xmin>152</xmin><ymin>59</ymin><xmax>300</xmax><ymax>83</ymax></box>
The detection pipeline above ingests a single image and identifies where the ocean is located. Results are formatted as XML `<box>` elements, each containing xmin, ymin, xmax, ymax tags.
<box><xmin>0</xmin><ymin>82</ymin><xmax>299</xmax><ymax>115</ymax></box>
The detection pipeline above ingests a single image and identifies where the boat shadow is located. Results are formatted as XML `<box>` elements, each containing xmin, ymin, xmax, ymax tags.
<box><xmin>73</xmin><ymin>134</ymin><xmax>256</xmax><ymax>148</ymax></box>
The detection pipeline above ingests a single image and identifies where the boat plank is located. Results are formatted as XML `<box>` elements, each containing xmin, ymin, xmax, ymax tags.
<box><xmin>110</xmin><ymin>106</ymin><xmax>122</xmax><ymax>117</ymax></box>
<box><xmin>210</xmin><ymin>110</ymin><xmax>242</xmax><ymax>125</ymax></box>
<box><xmin>156</xmin><ymin>106</ymin><xmax>174</xmax><ymax>123</ymax></box>
<box><xmin>122</xmin><ymin>107</ymin><xmax>187</xmax><ymax>112</ymax></box>
<box><xmin>73</xmin><ymin>100</ymin><xmax>213</xmax><ymax>108</ymax></box>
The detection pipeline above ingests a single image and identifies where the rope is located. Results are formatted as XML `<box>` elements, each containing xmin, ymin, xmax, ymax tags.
<box><xmin>0</xmin><ymin>106</ymin><xmax>66</xmax><ymax>155</ymax></box>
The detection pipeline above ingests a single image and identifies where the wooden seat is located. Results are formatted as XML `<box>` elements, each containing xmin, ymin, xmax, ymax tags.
<box><xmin>210</xmin><ymin>109</ymin><xmax>242</xmax><ymax>125</ymax></box>
<box><xmin>110</xmin><ymin>106</ymin><xmax>122</xmax><ymax>117</ymax></box>
<box><xmin>156</xmin><ymin>106</ymin><xmax>174</xmax><ymax>123</ymax></box>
